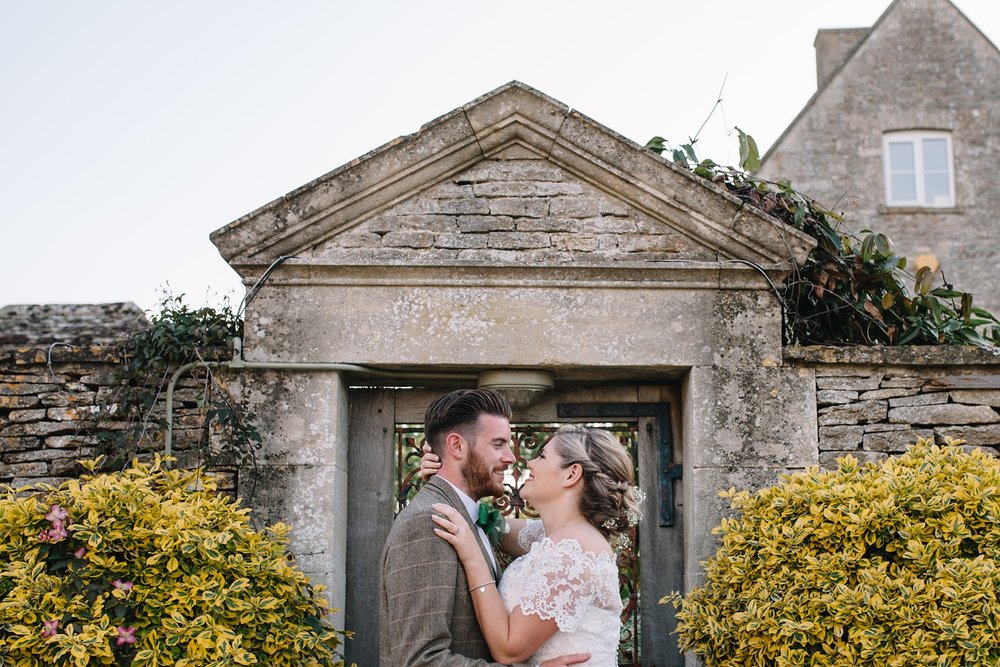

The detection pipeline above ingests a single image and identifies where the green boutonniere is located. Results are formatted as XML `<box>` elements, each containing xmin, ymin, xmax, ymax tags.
<box><xmin>476</xmin><ymin>502</ymin><xmax>506</xmax><ymax>548</ymax></box>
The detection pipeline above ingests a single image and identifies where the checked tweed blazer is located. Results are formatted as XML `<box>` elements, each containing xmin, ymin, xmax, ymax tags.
<box><xmin>379</xmin><ymin>475</ymin><xmax>505</xmax><ymax>667</ymax></box>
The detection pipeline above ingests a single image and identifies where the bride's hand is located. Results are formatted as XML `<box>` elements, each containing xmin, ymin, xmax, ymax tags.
<box><xmin>419</xmin><ymin>443</ymin><xmax>441</xmax><ymax>480</ymax></box>
<box><xmin>432</xmin><ymin>503</ymin><xmax>484</xmax><ymax>564</ymax></box>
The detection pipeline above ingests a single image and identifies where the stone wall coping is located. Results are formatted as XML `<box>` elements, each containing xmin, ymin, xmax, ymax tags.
<box><xmin>0</xmin><ymin>303</ymin><xmax>147</xmax><ymax>347</ymax></box>
<box><xmin>785</xmin><ymin>345</ymin><xmax>1000</xmax><ymax>367</ymax></box>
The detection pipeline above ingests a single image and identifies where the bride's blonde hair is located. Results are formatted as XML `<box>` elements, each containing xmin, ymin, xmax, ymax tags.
<box><xmin>549</xmin><ymin>425</ymin><xmax>641</xmax><ymax>537</ymax></box>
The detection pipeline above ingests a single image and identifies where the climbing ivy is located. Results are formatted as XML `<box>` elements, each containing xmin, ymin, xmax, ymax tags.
<box><xmin>92</xmin><ymin>295</ymin><xmax>262</xmax><ymax>474</ymax></box>
<box><xmin>645</xmin><ymin>134</ymin><xmax>1000</xmax><ymax>347</ymax></box>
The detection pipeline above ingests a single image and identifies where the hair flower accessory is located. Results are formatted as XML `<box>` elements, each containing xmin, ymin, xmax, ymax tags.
<box><xmin>627</xmin><ymin>486</ymin><xmax>646</xmax><ymax>527</ymax></box>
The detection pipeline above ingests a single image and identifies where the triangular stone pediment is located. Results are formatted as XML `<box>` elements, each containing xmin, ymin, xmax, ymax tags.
<box><xmin>305</xmin><ymin>149</ymin><xmax>719</xmax><ymax>264</ymax></box>
<box><xmin>212</xmin><ymin>82</ymin><xmax>814</xmax><ymax>277</ymax></box>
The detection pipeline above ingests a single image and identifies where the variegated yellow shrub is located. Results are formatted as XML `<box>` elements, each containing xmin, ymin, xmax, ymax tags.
<box><xmin>671</xmin><ymin>439</ymin><xmax>1000</xmax><ymax>667</ymax></box>
<box><xmin>0</xmin><ymin>457</ymin><xmax>347</xmax><ymax>667</ymax></box>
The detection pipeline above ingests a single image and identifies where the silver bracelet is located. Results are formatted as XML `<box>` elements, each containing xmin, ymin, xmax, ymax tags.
<box><xmin>469</xmin><ymin>580</ymin><xmax>495</xmax><ymax>593</ymax></box>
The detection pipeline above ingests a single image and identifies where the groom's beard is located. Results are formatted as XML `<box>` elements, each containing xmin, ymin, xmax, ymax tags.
<box><xmin>463</xmin><ymin>445</ymin><xmax>505</xmax><ymax>499</ymax></box>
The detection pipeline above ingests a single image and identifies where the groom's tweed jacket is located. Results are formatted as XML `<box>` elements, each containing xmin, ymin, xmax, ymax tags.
<box><xmin>379</xmin><ymin>475</ymin><xmax>504</xmax><ymax>667</ymax></box>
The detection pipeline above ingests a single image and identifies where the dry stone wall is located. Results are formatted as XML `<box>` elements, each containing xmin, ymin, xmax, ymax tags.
<box><xmin>0</xmin><ymin>304</ymin><xmax>233</xmax><ymax>489</ymax></box>
<box><xmin>786</xmin><ymin>345</ymin><xmax>1000</xmax><ymax>467</ymax></box>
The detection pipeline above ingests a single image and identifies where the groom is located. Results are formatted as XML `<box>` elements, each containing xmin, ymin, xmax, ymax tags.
<box><xmin>378</xmin><ymin>388</ymin><xmax>590</xmax><ymax>666</ymax></box>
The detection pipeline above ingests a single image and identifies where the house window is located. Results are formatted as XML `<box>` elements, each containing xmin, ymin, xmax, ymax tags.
<box><xmin>882</xmin><ymin>131</ymin><xmax>955</xmax><ymax>207</ymax></box>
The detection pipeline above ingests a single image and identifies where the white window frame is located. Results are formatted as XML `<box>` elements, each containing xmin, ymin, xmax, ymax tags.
<box><xmin>882</xmin><ymin>130</ymin><xmax>955</xmax><ymax>208</ymax></box>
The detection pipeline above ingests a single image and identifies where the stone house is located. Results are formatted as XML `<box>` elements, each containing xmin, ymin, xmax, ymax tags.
<box><xmin>758</xmin><ymin>0</ymin><xmax>1000</xmax><ymax>315</ymax></box>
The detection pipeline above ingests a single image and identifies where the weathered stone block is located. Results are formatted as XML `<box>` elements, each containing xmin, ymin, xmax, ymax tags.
<box><xmin>471</xmin><ymin>182</ymin><xmax>540</xmax><ymax>198</ymax></box>
<box><xmin>1</xmin><ymin>436</ymin><xmax>41</xmax><ymax>452</ymax></box>
<box><xmin>515</xmin><ymin>218</ymin><xmax>582</xmax><ymax>233</ymax></box>
<box><xmin>816</xmin><ymin>389</ymin><xmax>858</xmax><ymax>406</ymax></box>
<box><xmin>818</xmin><ymin>400</ymin><xmax>888</xmax><ymax>425</ymax></box>
<box><xmin>381</xmin><ymin>230</ymin><xmax>435</xmax><ymax>249</ymax></box>
<box><xmin>949</xmin><ymin>389</ymin><xmax>1000</xmax><ymax>407</ymax></box>
<box><xmin>859</xmin><ymin>388</ymin><xmax>919</xmax><ymax>400</ymax></box>
<box><xmin>935</xmin><ymin>424</ymin><xmax>1000</xmax><ymax>447</ymax></box>
<box><xmin>864</xmin><ymin>423</ymin><xmax>911</xmax><ymax>433</ymax></box>
<box><xmin>533</xmin><ymin>182</ymin><xmax>584</xmax><ymax>197</ymax></box>
<box><xmin>79</xmin><ymin>371</ymin><xmax>116</xmax><ymax>386</ymax></box>
<box><xmin>393</xmin><ymin>196</ymin><xmax>489</xmax><ymax>216</ymax></box>
<box><xmin>548</xmin><ymin>196</ymin><xmax>627</xmax><ymax>218</ymax></box>
<box><xmin>0</xmin><ymin>382</ymin><xmax>58</xmax><ymax>396</ymax></box>
<box><xmin>0</xmin><ymin>421</ymin><xmax>82</xmax><ymax>437</ymax></box>
<box><xmin>7</xmin><ymin>409</ymin><xmax>47</xmax><ymax>423</ymax></box>
<box><xmin>864</xmin><ymin>428</ymin><xmax>933</xmax><ymax>452</ymax></box>
<box><xmin>551</xmin><ymin>234</ymin><xmax>599</xmax><ymax>252</ymax></box>
<box><xmin>818</xmin><ymin>425</ymin><xmax>865</xmax><ymax>449</ymax></box>
<box><xmin>0</xmin><ymin>461</ymin><xmax>48</xmax><ymax>478</ymax></box>
<box><xmin>334</xmin><ymin>230</ymin><xmax>382</xmax><ymax>248</ymax></box>
<box><xmin>10</xmin><ymin>476</ymin><xmax>72</xmax><ymax>488</ymax></box>
<box><xmin>47</xmin><ymin>407</ymin><xmax>84</xmax><ymax>421</ymax></box>
<box><xmin>5</xmin><ymin>448</ymin><xmax>72</xmax><ymax>463</ymax></box>
<box><xmin>457</xmin><ymin>159</ymin><xmax>565</xmax><ymax>183</ymax></box>
<box><xmin>617</xmin><ymin>234</ymin><xmax>682</xmax><ymax>254</ymax></box>
<box><xmin>488</xmin><ymin>198</ymin><xmax>549</xmax><ymax>218</ymax></box>
<box><xmin>889</xmin><ymin>404</ymin><xmax>1000</xmax><ymax>425</ymax></box>
<box><xmin>45</xmin><ymin>435</ymin><xmax>98</xmax><ymax>449</ymax></box>
<box><xmin>0</xmin><ymin>395</ymin><xmax>42</xmax><ymax>409</ymax></box>
<box><xmin>487</xmin><ymin>232</ymin><xmax>551</xmax><ymax>250</ymax></box>
<box><xmin>64</xmin><ymin>392</ymin><xmax>97</xmax><ymax>406</ymax></box>
<box><xmin>585</xmin><ymin>217</ymin><xmax>639</xmax><ymax>234</ymax></box>
<box><xmin>434</xmin><ymin>233</ymin><xmax>487</xmax><ymax>249</ymax></box>
<box><xmin>431</xmin><ymin>182</ymin><xmax>474</xmax><ymax>198</ymax></box>
<box><xmin>889</xmin><ymin>392</ymin><xmax>949</xmax><ymax>407</ymax></box>
<box><xmin>815</xmin><ymin>375</ymin><xmax>883</xmax><ymax>391</ymax></box>
<box><xmin>456</xmin><ymin>215</ymin><xmax>515</xmax><ymax>232</ymax></box>
<box><xmin>365</xmin><ymin>213</ymin><xmax>457</xmax><ymax>234</ymax></box>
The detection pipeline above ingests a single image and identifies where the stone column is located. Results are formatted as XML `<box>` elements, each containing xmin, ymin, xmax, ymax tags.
<box><xmin>240</xmin><ymin>370</ymin><xmax>350</xmax><ymax>630</ymax></box>
<box><xmin>683</xmin><ymin>291</ymin><xmax>819</xmax><ymax>596</ymax></box>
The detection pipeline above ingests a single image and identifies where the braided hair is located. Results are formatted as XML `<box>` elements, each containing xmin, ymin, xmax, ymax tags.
<box><xmin>549</xmin><ymin>425</ymin><xmax>641</xmax><ymax>538</ymax></box>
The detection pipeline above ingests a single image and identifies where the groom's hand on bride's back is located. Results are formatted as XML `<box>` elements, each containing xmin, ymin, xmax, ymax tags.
<box><xmin>539</xmin><ymin>653</ymin><xmax>591</xmax><ymax>666</ymax></box>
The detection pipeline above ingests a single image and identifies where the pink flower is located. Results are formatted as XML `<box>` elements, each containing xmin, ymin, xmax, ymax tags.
<box><xmin>42</xmin><ymin>619</ymin><xmax>59</xmax><ymax>638</ymax></box>
<box><xmin>45</xmin><ymin>505</ymin><xmax>69</xmax><ymax>525</ymax></box>
<box><xmin>74</xmin><ymin>546</ymin><xmax>87</xmax><ymax>559</ymax></box>
<box><xmin>113</xmin><ymin>579</ymin><xmax>134</xmax><ymax>592</ymax></box>
<box><xmin>47</xmin><ymin>526</ymin><xmax>68</xmax><ymax>542</ymax></box>
<box><xmin>116</xmin><ymin>626</ymin><xmax>137</xmax><ymax>646</ymax></box>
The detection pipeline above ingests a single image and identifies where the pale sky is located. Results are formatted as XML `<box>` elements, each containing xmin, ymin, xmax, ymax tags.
<box><xmin>3</xmin><ymin>1</ymin><xmax>999</xmax><ymax>313</ymax></box>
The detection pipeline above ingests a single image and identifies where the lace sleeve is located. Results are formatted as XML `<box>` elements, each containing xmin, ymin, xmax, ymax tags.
<box><xmin>516</xmin><ymin>519</ymin><xmax>545</xmax><ymax>551</ymax></box>
<box><xmin>513</xmin><ymin>538</ymin><xmax>603</xmax><ymax>632</ymax></box>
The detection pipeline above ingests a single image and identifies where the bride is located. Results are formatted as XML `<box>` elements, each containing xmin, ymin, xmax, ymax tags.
<box><xmin>426</xmin><ymin>425</ymin><xmax>640</xmax><ymax>667</ymax></box>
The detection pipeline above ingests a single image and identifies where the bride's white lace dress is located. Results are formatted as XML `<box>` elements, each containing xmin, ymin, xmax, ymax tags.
<box><xmin>498</xmin><ymin>520</ymin><xmax>622</xmax><ymax>667</ymax></box>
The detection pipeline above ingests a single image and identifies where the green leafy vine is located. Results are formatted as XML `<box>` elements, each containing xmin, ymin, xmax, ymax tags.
<box><xmin>91</xmin><ymin>295</ymin><xmax>262</xmax><ymax>476</ymax></box>
<box><xmin>645</xmin><ymin>133</ymin><xmax>1000</xmax><ymax>347</ymax></box>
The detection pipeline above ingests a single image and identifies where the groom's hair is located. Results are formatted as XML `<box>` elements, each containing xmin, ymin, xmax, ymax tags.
<box><xmin>423</xmin><ymin>388</ymin><xmax>512</xmax><ymax>456</ymax></box>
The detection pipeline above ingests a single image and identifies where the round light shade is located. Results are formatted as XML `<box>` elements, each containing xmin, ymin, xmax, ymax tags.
<box><xmin>477</xmin><ymin>369</ymin><xmax>554</xmax><ymax>410</ymax></box>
